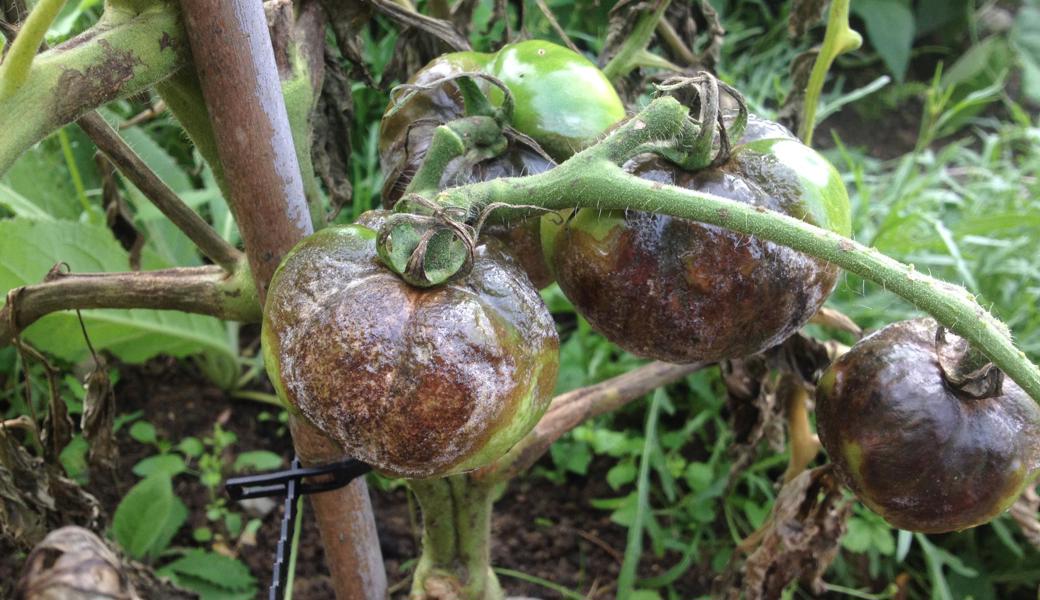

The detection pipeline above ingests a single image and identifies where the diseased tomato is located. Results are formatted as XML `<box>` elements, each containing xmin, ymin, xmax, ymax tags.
<box><xmin>262</xmin><ymin>211</ymin><xmax>560</xmax><ymax>479</ymax></box>
<box><xmin>817</xmin><ymin>318</ymin><xmax>1040</xmax><ymax>533</ymax></box>
<box><xmin>378</xmin><ymin>40</ymin><xmax>625</xmax><ymax>289</ymax></box>
<box><xmin>541</xmin><ymin>115</ymin><xmax>851</xmax><ymax>363</ymax></box>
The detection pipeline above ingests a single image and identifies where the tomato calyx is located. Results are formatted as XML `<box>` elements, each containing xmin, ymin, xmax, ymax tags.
<box><xmin>655</xmin><ymin>72</ymin><xmax>749</xmax><ymax>172</ymax></box>
<box><xmin>377</xmin><ymin>202</ymin><xmax>477</xmax><ymax>288</ymax></box>
<box><xmin>935</xmin><ymin>326</ymin><xmax>1006</xmax><ymax>400</ymax></box>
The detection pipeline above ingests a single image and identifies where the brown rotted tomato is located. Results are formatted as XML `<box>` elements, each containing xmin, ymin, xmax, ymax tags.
<box><xmin>262</xmin><ymin>211</ymin><xmax>559</xmax><ymax>479</ymax></box>
<box><xmin>817</xmin><ymin>318</ymin><xmax>1040</xmax><ymax>533</ymax></box>
<box><xmin>379</xmin><ymin>54</ymin><xmax>556</xmax><ymax>289</ymax></box>
<box><xmin>542</xmin><ymin>115</ymin><xmax>852</xmax><ymax>363</ymax></box>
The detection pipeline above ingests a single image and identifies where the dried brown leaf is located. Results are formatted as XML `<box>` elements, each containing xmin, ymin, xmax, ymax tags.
<box><xmin>81</xmin><ymin>363</ymin><xmax>118</xmax><ymax>473</ymax></box>
<box><xmin>0</xmin><ymin>427</ymin><xmax>102</xmax><ymax>551</ymax></box>
<box><xmin>313</xmin><ymin>48</ymin><xmax>354</xmax><ymax>222</ymax></box>
<box><xmin>789</xmin><ymin>0</ymin><xmax>829</xmax><ymax>38</ymax></box>
<box><xmin>778</xmin><ymin>48</ymin><xmax>818</xmax><ymax>134</ymax></box>
<box><xmin>715</xmin><ymin>466</ymin><xmax>852</xmax><ymax>599</ymax></box>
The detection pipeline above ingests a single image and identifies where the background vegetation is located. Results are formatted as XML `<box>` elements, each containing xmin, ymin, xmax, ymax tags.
<box><xmin>2</xmin><ymin>0</ymin><xmax>1039</xmax><ymax>598</ymax></box>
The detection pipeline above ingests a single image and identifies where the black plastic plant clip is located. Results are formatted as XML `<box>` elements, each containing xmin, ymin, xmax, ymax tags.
<box><xmin>225</xmin><ymin>456</ymin><xmax>372</xmax><ymax>600</ymax></box>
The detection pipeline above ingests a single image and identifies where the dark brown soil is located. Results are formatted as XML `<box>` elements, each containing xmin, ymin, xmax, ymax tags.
<box><xmin>2</xmin><ymin>358</ymin><xmax>709</xmax><ymax>599</ymax></box>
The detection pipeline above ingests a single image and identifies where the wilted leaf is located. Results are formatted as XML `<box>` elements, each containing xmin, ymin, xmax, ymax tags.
<box><xmin>714</xmin><ymin>466</ymin><xmax>852</xmax><ymax>599</ymax></box>
<box><xmin>0</xmin><ymin>427</ymin><xmax>102</xmax><ymax>551</ymax></box>
<box><xmin>789</xmin><ymin>0</ymin><xmax>828</xmax><ymax>38</ymax></box>
<box><xmin>81</xmin><ymin>362</ymin><xmax>118</xmax><ymax>472</ymax></box>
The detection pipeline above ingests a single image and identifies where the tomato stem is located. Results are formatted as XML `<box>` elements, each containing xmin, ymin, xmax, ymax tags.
<box><xmin>798</xmin><ymin>0</ymin><xmax>863</xmax><ymax>145</ymax></box>
<box><xmin>0</xmin><ymin>4</ymin><xmax>186</xmax><ymax>177</ymax></box>
<box><xmin>408</xmin><ymin>476</ymin><xmax>504</xmax><ymax>600</ymax></box>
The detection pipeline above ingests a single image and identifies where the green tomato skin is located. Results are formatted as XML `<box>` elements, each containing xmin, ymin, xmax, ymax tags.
<box><xmin>542</xmin><ymin>116</ymin><xmax>850</xmax><ymax>363</ymax></box>
<box><xmin>485</xmin><ymin>40</ymin><xmax>627</xmax><ymax>161</ymax></box>
<box><xmin>262</xmin><ymin>211</ymin><xmax>559</xmax><ymax>479</ymax></box>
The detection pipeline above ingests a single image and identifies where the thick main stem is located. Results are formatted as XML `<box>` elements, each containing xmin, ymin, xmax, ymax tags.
<box><xmin>177</xmin><ymin>2</ymin><xmax>386</xmax><ymax>598</ymax></box>
<box><xmin>408</xmin><ymin>476</ymin><xmax>502</xmax><ymax>600</ymax></box>
<box><xmin>435</xmin><ymin>97</ymin><xmax>1040</xmax><ymax>402</ymax></box>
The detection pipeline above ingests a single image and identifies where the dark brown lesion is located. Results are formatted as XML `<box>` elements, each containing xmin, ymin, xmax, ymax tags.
<box><xmin>552</xmin><ymin>154</ymin><xmax>837</xmax><ymax>363</ymax></box>
<box><xmin>53</xmin><ymin>40</ymin><xmax>144</xmax><ymax>124</ymax></box>
<box><xmin>818</xmin><ymin>319</ymin><xmax>1040</xmax><ymax>532</ymax></box>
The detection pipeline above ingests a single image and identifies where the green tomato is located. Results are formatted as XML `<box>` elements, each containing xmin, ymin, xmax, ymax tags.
<box><xmin>485</xmin><ymin>40</ymin><xmax>627</xmax><ymax>161</ymax></box>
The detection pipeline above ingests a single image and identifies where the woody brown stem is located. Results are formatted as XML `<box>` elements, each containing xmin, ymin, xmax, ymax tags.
<box><xmin>475</xmin><ymin>361</ymin><xmax>708</xmax><ymax>483</ymax></box>
<box><xmin>75</xmin><ymin>112</ymin><xmax>241</xmax><ymax>270</ymax></box>
<box><xmin>0</xmin><ymin>265</ymin><xmax>261</xmax><ymax>347</ymax></box>
<box><xmin>178</xmin><ymin>2</ymin><xmax>386</xmax><ymax>598</ymax></box>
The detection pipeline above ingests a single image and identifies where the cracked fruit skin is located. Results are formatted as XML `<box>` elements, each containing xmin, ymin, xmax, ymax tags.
<box><xmin>379</xmin><ymin>40</ymin><xmax>625</xmax><ymax>289</ymax></box>
<box><xmin>262</xmin><ymin>212</ymin><xmax>560</xmax><ymax>479</ymax></box>
<box><xmin>542</xmin><ymin>116</ymin><xmax>851</xmax><ymax>362</ymax></box>
<box><xmin>817</xmin><ymin>318</ymin><xmax>1040</xmax><ymax>533</ymax></box>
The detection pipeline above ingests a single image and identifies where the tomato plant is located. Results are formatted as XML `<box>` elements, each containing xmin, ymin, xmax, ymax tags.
<box><xmin>1</xmin><ymin>1</ymin><xmax>1039</xmax><ymax>599</ymax></box>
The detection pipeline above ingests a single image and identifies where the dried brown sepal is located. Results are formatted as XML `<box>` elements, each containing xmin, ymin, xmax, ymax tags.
<box><xmin>714</xmin><ymin>466</ymin><xmax>852</xmax><ymax>599</ymax></box>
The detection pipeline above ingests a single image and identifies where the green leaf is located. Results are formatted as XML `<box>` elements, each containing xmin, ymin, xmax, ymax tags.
<box><xmin>232</xmin><ymin>450</ymin><xmax>283</xmax><ymax>473</ymax></box>
<box><xmin>133</xmin><ymin>454</ymin><xmax>187</xmax><ymax>478</ymax></box>
<box><xmin>158</xmin><ymin>550</ymin><xmax>256</xmax><ymax>593</ymax></box>
<box><xmin>606</xmin><ymin>460</ymin><xmax>637</xmax><ymax>490</ymax></box>
<box><xmin>112</xmin><ymin>474</ymin><xmax>187</xmax><ymax>560</ymax></box>
<box><xmin>0</xmin><ymin>183</ymin><xmax>55</xmax><ymax>220</ymax></box>
<box><xmin>129</xmin><ymin>421</ymin><xmax>158</xmax><ymax>445</ymax></box>
<box><xmin>0</xmin><ymin>218</ymin><xmax>236</xmax><ymax>363</ymax></box>
<box><xmin>1011</xmin><ymin>6</ymin><xmax>1040</xmax><ymax>102</ymax></box>
<box><xmin>683</xmin><ymin>462</ymin><xmax>713</xmax><ymax>492</ymax></box>
<box><xmin>159</xmin><ymin>572</ymin><xmax>255</xmax><ymax>600</ymax></box>
<box><xmin>853</xmin><ymin>0</ymin><xmax>915</xmax><ymax>81</ymax></box>
<box><xmin>59</xmin><ymin>435</ymin><xmax>89</xmax><ymax>483</ymax></box>
<box><xmin>1</xmin><ymin>137</ymin><xmax>83</xmax><ymax>219</ymax></box>
<box><xmin>178</xmin><ymin>437</ymin><xmax>204</xmax><ymax>458</ymax></box>
<box><xmin>842</xmin><ymin>517</ymin><xmax>873</xmax><ymax>553</ymax></box>
<box><xmin>550</xmin><ymin>439</ymin><xmax>591</xmax><ymax>475</ymax></box>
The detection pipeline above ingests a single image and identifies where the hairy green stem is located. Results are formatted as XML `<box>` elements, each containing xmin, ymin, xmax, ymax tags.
<box><xmin>407</xmin><ymin>476</ymin><xmax>502</xmax><ymax>600</ymax></box>
<box><xmin>0</xmin><ymin>2</ymin><xmax>186</xmax><ymax>177</ymax></box>
<box><xmin>406</xmin><ymin>126</ymin><xmax>467</xmax><ymax>199</ymax></box>
<box><xmin>799</xmin><ymin>0</ymin><xmax>862</xmax><ymax>144</ymax></box>
<box><xmin>435</xmin><ymin>96</ymin><xmax>1040</xmax><ymax>402</ymax></box>
<box><xmin>601</xmin><ymin>0</ymin><xmax>671</xmax><ymax>82</ymax></box>
<box><xmin>0</xmin><ymin>0</ymin><xmax>66</xmax><ymax>99</ymax></box>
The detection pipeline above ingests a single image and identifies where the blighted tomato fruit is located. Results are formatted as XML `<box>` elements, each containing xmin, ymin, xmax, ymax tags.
<box><xmin>262</xmin><ymin>212</ymin><xmax>560</xmax><ymax>479</ymax></box>
<box><xmin>817</xmin><ymin>318</ymin><xmax>1040</xmax><ymax>533</ymax></box>
<box><xmin>542</xmin><ymin>115</ymin><xmax>851</xmax><ymax>363</ymax></box>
